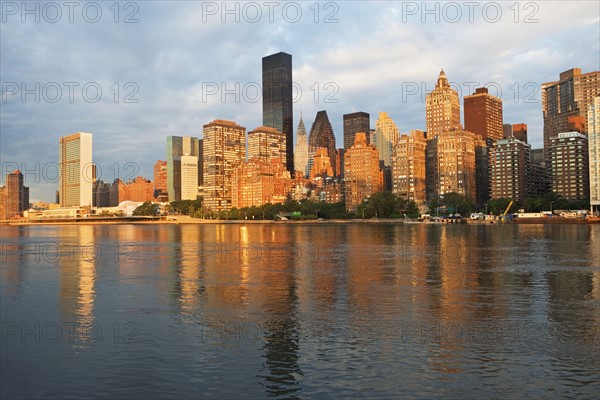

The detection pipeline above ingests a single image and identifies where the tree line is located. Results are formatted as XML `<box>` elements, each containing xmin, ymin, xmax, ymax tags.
<box><xmin>133</xmin><ymin>191</ymin><xmax>589</xmax><ymax>218</ymax></box>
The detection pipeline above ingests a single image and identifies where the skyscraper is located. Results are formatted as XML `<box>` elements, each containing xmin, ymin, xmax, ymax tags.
<box><xmin>550</xmin><ymin>131</ymin><xmax>589</xmax><ymax>201</ymax></box>
<box><xmin>153</xmin><ymin>160</ymin><xmax>167</xmax><ymax>199</ymax></box>
<box><xmin>181</xmin><ymin>155</ymin><xmax>199</xmax><ymax>200</ymax></box>
<box><xmin>203</xmin><ymin>119</ymin><xmax>246</xmax><ymax>211</ymax></box>
<box><xmin>166</xmin><ymin>136</ymin><xmax>201</xmax><ymax>202</ymax></box>
<box><xmin>308</xmin><ymin>110</ymin><xmax>337</xmax><ymax>175</ymax></box>
<box><xmin>294</xmin><ymin>113</ymin><xmax>308</xmax><ymax>177</ymax></box>
<box><xmin>426</xmin><ymin>69</ymin><xmax>461</xmax><ymax>137</ymax></box>
<box><xmin>373</xmin><ymin>112</ymin><xmax>399</xmax><ymax>167</ymax></box>
<box><xmin>491</xmin><ymin>138</ymin><xmax>530</xmax><ymax>202</ymax></box>
<box><xmin>392</xmin><ymin>130</ymin><xmax>427</xmax><ymax>204</ymax></box>
<box><xmin>344</xmin><ymin>132</ymin><xmax>382</xmax><ymax>211</ymax></box>
<box><xmin>464</xmin><ymin>87</ymin><xmax>503</xmax><ymax>141</ymax></box>
<box><xmin>343</xmin><ymin>112</ymin><xmax>370</xmax><ymax>149</ymax></box>
<box><xmin>542</xmin><ymin>68</ymin><xmax>600</xmax><ymax>163</ymax></box>
<box><xmin>589</xmin><ymin>96</ymin><xmax>600</xmax><ymax>213</ymax></box>
<box><xmin>426</xmin><ymin>128</ymin><xmax>478</xmax><ymax>203</ymax></box>
<box><xmin>1</xmin><ymin>170</ymin><xmax>29</xmax><ymax>219</ymax></box>
<box><xmin>59</xmin><ymin>132</ymin><xmax>93</xmax><ymax>207</ymax></box>
<box><xmin>247</xmin><ymin>126</ymin><xmax>286</xmax><ymax>164</ymax></box>
<box><xmin>262</xmin><ymin>52</ymin><xmax>293</xmax><ymax>173</ymax></box>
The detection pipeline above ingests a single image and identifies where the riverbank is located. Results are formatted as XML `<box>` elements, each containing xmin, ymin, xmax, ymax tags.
<box><xmin>2</xmin><ymin>216</ymin><xmax>401</xmax><ymax>226</ymax></box>
<box><xmin>2</xmin><ymin>215</ymin><xmax>599</xmax><ymax>226</ymax></box>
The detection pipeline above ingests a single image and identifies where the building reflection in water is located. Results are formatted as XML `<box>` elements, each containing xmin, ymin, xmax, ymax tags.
<box><xmin>59</xmin><ymin>225</ymin><xmax>97</xmax><ymax>332</ymax></box>
<box><xmin>545</xmin><ymin>226</ymin><xmax>599</xmax><ymax>348</ymax></box>
<box><xmin>0</xmin><ymin>226</ymin><xmax>30</xmax><ymax>298</ymax></box>
<box><xmin>177</xmin><ymin>225</ymin><xmax>202</xmax><ymax>317</ymax></box>
<box><xmin>253</xmin><ymin>226</ymin><xmax>302</xmax><ymax>398</ymax></box>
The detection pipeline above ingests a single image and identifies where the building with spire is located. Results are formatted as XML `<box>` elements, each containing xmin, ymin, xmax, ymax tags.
<box><xmin>426</xmin><ymin>69</ymin><xmax>461</xmax><ymax>137</ymax></box>
<box><xmin>308</xmin><ymin>110</ymin><xmax>337</xmax><ymax>175</ymax></box>
<box><xmin>373</xmin><ymin>112</ymin><xmax>399</xmax><ymax>167</ymax></box>
<box><xmin>294</xmin><ymin>113</ymin><xmax>309</xmax><ymax>177</ymax></box>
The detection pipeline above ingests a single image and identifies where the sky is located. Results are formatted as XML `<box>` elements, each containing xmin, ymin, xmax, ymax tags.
<box><xmin>1</xmin><ymin>0</ymin><xmax>599</xmax><ymax>202</ymax></box>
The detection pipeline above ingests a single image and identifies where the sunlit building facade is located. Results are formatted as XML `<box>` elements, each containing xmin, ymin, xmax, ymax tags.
<box><xmin>59</xmin><ymin>132</ymin><xmax>93</xmax><ymax>207</ymax></box>
<box><xmin>589</xmin><ymin>96</ymin><xmax>600</xmax><ymax>212</ymax></box>
<box><xmin>550</xmin><ymin>131</ymin><xmax>589</xmax><ymax>201</ymax></box>
<box><xmin>392</xmin><ymin>130</ymin><xmax>427</xmax><ymax>204</ymax></box>
<box><xmin>309</xmin><ymin>147</ymin><xmax>334</xmax><ymax>179</ymax></box>
<box><xmin>426</xmin><ymin>128</ymin><xmax>478</xmax><ymax>204</ymax></box>
<box><xmin>426</xmin><ymin>69</ymin><xmax>461</xmax><ymax>137</ymax></box>
<box><xmin>0</xmin><ymin>170</ymin><xmax>29</xmax><ymax>219</ymax></box>
<box><xmin>464</xmin><ymin>87</ymin><xmax>503</xmax><ymax>141</ymax></box>
<box><xmin>203</xmin><ymin>120</ymin><xmax>246</xmax><ymax>211</ymax></box>
<box><xmin>181</xmin><ymin>155</ymin><xmax>199</xmax><ymax>200</ymax></box>
<box><xmin>542</xmin><ymin>68</ymin><xmax>600</xmax><ymax>163</ymax></box>
<box><xmin>167</xmin><ymin>136</ymin><xmax>201</xmax><ymax>202</ymax></box>
<box><xmin>344</xmin><ymin>132</ymin><xmax>382</xmax><ymax>211</ymax></box>
<box><xmin>343</xmin><ymin>112</ymin><xmax>370</xmax><ymax>149</ymax></box>
<box><xmin>248</xmin><ymin>126</ymin><xmax>286</xmax><ymax>165</ymax></box>
<box><xmin>373</xmin><ymin>112</ymin><xmax>399</xmax><ymax>167</ymax></box>
<box><xmin>490</xmin><ymin>138</ymin><xmax>530</xmax><ymax>202</ymax></box>
<box><xmin>153</xmin><ymin>160</ymin><xmax>167</xmax><ymax>199</ymax></box>
<box><xmin>308</xmin><ymin>110</ymin><xmax>337</xmax><ymax>175</ymax></box>
<box><xmin>231</xmin><ymin>159</ymin><xmax>291</xmax><ymax>209</ymax></box>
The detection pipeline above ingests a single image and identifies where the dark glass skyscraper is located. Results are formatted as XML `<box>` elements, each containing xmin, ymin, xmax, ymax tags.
<box><xmin>262</xmin><ymin>52</ymin><xmax>293</xmax><ymax>173</ymax></box>
<box><xmin>343</xmin><ymin>112</ymin><xmax>370</xmax><ymax>149</ymax></box>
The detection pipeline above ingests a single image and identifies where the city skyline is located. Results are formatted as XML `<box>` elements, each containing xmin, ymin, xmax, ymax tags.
<box><xmin>1</xmin><ymin>2</ymin><xmax>598</xmax><ymax>201</ymax></box>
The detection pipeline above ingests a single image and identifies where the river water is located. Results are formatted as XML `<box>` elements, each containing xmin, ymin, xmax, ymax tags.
<box><xmin>1</xmin><ymin>223</ymin><xmax>599</xmax><ymax>399</ymax></box>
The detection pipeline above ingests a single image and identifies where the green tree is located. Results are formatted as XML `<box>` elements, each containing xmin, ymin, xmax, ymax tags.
<box><xmin>427</xmin><ymin>198</ymin><xmax>440</xmax><ymax>215</ymax></box>
<box><xmin>133</xmin><ymin>201</ymin><xmax>159</xmax><ymax>216</ymax></box>
<box><xmin>442</xmin><ymin>192</ymin><xmax>474</xmax><ymax>215</ymax></box>
<box><xmin>170</xmin><ymin>198</ymin><xmax>203</xmax><ymax>215</ymax></box>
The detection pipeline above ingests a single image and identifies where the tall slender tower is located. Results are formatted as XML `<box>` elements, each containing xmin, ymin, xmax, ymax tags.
<box><xmin>589</xmin><ymin>96</ymin><xmax>600</xmax><ymax>213</ymax></box>
<box><xmin>373</xmin><ymin>112</ymin><xmax>399</xmax><ymax>167</ymax></box>
<box><xmin>426</xmin><ymin>69</ymin><xmax>461</xmax><ymax>137</ymax></box>
<box><xmin>262</xmin><ymin>52</ymin><xmax>293</xmax><ymax>173</ymax></box>
<box><xmin>294</xmin><ymin>113</ymin><xmax>309</xmax><ymax>177</ymax></box>
<box><xmin>308</xmin><ymin>110</ymin><xmax>337</xmax><ymax>175</ymax></box>
<box><xmin>59</xmin><ymin>132</ymin><xmax>93</xmax><ymax>207</ymax></box>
